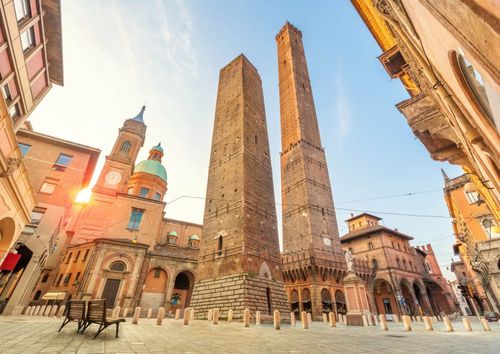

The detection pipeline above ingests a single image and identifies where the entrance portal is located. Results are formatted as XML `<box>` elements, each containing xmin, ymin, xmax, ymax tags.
<box><xmin>101</xmin><ymin>278</ymin><xmax>121</xmax><ymax>308</ymax></box>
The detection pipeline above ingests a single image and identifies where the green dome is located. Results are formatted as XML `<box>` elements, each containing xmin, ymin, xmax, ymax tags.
<box><xmin>167</xmin><ymin>231</ymin><xmax>178</xmax><ymax>237</ymax></box>
<box><xmin>134</xmin><ymin>159</ymin><xmax>167</xmax><ymax>182</ymax></box>
<box><xmin>189</xmin><ymin>234</ymin><xmax>199</xmax><ymax>241</ymax></box>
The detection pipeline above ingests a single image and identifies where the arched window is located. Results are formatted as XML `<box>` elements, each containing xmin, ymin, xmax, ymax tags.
<box><xmin>368</xmin><ymin>242</ymin><xmax>374</xmax><ymax>250</ymax></box>
<box><xmin>34</xmin><ymin>290</ymin><xmax>42</xmax><ymax>301</ymax></box>
<box><xmin>396</xmin><ymin>258</ymin><xmax>401</xmax><ymax>269</ymax></box>
<box><xmin>217</xmin><ymin>236</ymin><xmax>223</xmax><ymax>256</ymax></box>
<box><xmin>403</xmin><ymin>259</ymin><xmax>407</xmax><ymax>270</ymax></box>
<box><xmin>109</xmin><ymin>261</ymin><xmax>126</xmax><ymax>272</ymax></box>
<box><xmin>372</xmin><ymin>259</ymin><xmax>378</xmax><ymax>269</ymax></box>
<box><xmin>120</xmin><ymin>141</ymin><xmax>131</xmax><ymax>153</ymax></box>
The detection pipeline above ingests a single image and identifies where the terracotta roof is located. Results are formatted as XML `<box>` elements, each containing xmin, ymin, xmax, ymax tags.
<box><xmin>340</xmin><ymin>225</ymin><xmax>413</xmax><ymax>242</ymax></box>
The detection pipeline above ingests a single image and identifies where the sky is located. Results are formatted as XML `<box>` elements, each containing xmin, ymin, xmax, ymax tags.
<box><xmin>30</xmin><ymin>0</ymin><xmax>463</xmax><ymax>279</ymax></box>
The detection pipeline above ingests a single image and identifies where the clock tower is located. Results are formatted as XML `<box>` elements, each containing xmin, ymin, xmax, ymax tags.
<box><xmin>94</xmin><ymin>106</ymin><xmax>147</xmax><ymax>194</ymax></box>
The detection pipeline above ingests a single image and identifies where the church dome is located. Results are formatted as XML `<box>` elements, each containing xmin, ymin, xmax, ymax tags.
<box><xmin>167</xmin><ymin>231</ymin><xmax>178</xmax><ymax>237</ymax></box>
<box><xmin>189</xmin><ymin>234</ymin><xmax>199</xmax><ymax>241</ymax></box>
<box><xmin>133</xmin><ymin>143</ymin><xmax>167</xmax><ymax>182</ymax></box>
<box><xmin>134</xmin><ymin>159</ymin><xmax>167</xmax><ymax>182</ymax></box>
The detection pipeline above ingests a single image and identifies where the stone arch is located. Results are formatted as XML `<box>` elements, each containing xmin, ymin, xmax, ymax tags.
<box><xmin>321</xmin><ymin>288</ymin><xmax>333</xmax><ymax>313</ymax></box>
<box><xmin>301</xmin><ymin>288</ymin><xmax>312</xmax><ymax>313</ymax></box>
<box><xmin>373</xmin><ymin>278</ymin><xmax>398</xmax><ymax>317</ymax></box>
<box><xmin>103</xmin><ymin>253</ymin><xmax>134</xmax><ymax>272</ymax></box>
<box><xmin>140</xmin><ymin>267</ymin><xmax>169</xmax><ymax>311</ymax></box>
<box><xmin>259</xmin><ymin>261</ymin><xmax>271</xmax><ymax>279</ymax></box>
<box><xmin>171</xmin><ymin>270</ymin><xmax>195</xmax><ymax>311</ymax></box>
<box><xmin>290</xmin><ymin>289</ymin><xmax>299</xmax><ymax>314</ymax></box>
<box><xmin>400</xmin><ymin>278</ymin><xmax>415</xmax><ymax>315</ymax></box>
<box><xmin>335</xmin><ymin>289</ymin><xmax>346</xmax><ymax>315</ymax></box>
<box><xmin>0</xmin><ymin>216</ymin><xmax>17</xmax><ymax>258</ymax></box>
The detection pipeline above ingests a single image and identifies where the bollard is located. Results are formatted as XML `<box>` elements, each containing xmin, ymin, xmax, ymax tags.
<box><xmin>393</xmin><ymin>314</ymin><xmax>400</xmax><ymax>323</ymax></box>
<box><xmin>147</xmin><ymin>308</ymin><xmax>153</xmax><ymax>319</ymax></box>
<box><xmin>362</xmin><ymin>314</ymin><xmax>369</xmax><ymax>326</ymax></box>
<box><xmin>44</xmin><ymin>305</ymin><xmax>52</xmax><ymax>316</ymax></box>
<box><xmin>213</xmin><ymin>308</ymin><xmax>219</xmax><ymax>325</ymax></box>
<box><xmin>227</xmin><ymin>309</ymin><xmax>233</xmax><ymax>322</ymax></box>
<box><xmin>57</xmin><ymin>305</ymin><xmax>65</xmax><ymax>318</ymax></box>
<box><xmin>290</xmin><ymin>312</ymin><xmax>296</xmax><ymax>327</ymax></box>
<box><xmin>423</xmin><ymin>316</ymin><xmax>433</xmax><ymax>331</ymax></box>
<box><xmin>190</xmin><ymin>308</ymin><xmax>195</xmax><ymax>321</ymax></box>
<box><xmin>367</xmin><ymin>314</ymin><xmax>374</xmax><ymax>326</ymax></box>
<box><xmin>29</xmin><ymin>306</ymin><xmax>36</xmax><ymax>315</ymax></box>
<box><xmin>480</xmin><ymin>318</ymin><xmax>491</xmax><ymax>331</ymax></box>
<box><xmin>338</xmin><ymin>313</ymin><xmax>343</xmax><ymax>324</ymax></box>
<box><xmin>256</xmin><ymin>311</ymin><xmax>261</xmax><ymax>325</ymax></box>
<box><xmin>123</xmin><ymin>308</ymin><xmax>130</xmax><ymax>317</ymax></box>
<box><xmin>432</xmin><ymin>316</ymin><xmax>438</xmax><ymax>323</ymax></box>
<box><xmin>39</xmin><ymin>305</ymin><xmax>46</xmax><ymax>316</ymax></box>
<box><xmin>244</xmin><ymin>308</ymin><xmax>250</xmax><ymax>327</ymax></box>
<box><xmin>207</xmin><ymin>309</ymin><xmax>213</xmax><ymax>321</ymax></box>
<box><xmin>462</xmin><ymin>317</ymin><xmax>472</xmax><ymax>331</ymax></box>
<box><xmin>183</xmin><ymin>307</ymin><xmax>190</xmax><ymax>325</ymax></box>
<box><xmin>379</xmin><ymin>314</ymin><xmax>388</xmax><ymax>331</ymax></box>
<box><xmin>417</xmin><ymin>316</ymin><xmax>422</xmax><ymax>322</ymax></box>
<box><xmin>50</xmin><ymin>305</ymin><xmax>58</xmax><ymax>317</ymax></box>
<box><xmin>307</xmin><ymin>312</ymin><xmax>312</xmax><ymax>325</ymax></box>
<box><xmin>24</xmin><ymin>306</ymin><xmax>31</xmax><ymax>315</ymax></box>
<box><xmin>112</xmin><ymin>306</ymin><xmax>121</xmax><ymax>319</ymax></box>
<box><xmin>157</xmin><ymin>307</ymin><xmax>165</xmax><ymax>325</ymax></box>
<box><xmin>274</xmin><ymin>310</ymin><xmax>280</xmax><ymax>330</ymax></box>
<box><xmin>175</xmin><ymin>309</ymin><xmax>181</xmax><ymax>320</ymax></box>
<box><xmin>402</xmin><ymin>315</ymin><xmax>412</xmax><ymax>331</ymax></box>
<box><xmin>132</xmin><ymin>307</ymin><xmax>141</xmax><ymax>324</ymax></box>
<box><xmin>322</xmin><ymin>313</ymin><xmax>328</xmax><ymax>324</ymax></box>
<box><xmin>301</xmin><ymin>311</ymin><xmax>309</xmax><ymax>329</ymax></box>
<box><xmin>443</xmin><ymin>316</ymin><xmax>453</xmax><ymax>332</ymax></box>
<box><xmin>329</xmin><ymin>312</ymin><xmax>336</xmax><ymax>327</ymax></box>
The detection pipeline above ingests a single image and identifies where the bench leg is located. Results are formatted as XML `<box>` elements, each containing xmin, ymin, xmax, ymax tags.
<box><xmin>94</xmin><ymin>323</ymin><xmax>107</xmax><ymax>339</ymax></box>
<box><xmin>80</xmin><ymin>321</ymin><xmax>91</xmax><ymax>334</ymax></box>
<box><xmin>115</xmin><ymin>322</ymin><xmax>120</xmax><ymax>338</ymax></box>
<box><xmin>58</xmin><ymin>318</ymin><xmax>69</xmax><ymax>332</ymax></box>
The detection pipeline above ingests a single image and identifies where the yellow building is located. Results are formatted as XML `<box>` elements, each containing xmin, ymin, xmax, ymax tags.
<box><xmin>443</xmin><ymin>171</ymin><xmax>500</xmax><ymax>313</ymax></box>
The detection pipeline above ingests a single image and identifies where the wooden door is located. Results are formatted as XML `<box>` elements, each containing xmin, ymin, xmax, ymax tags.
<box><xmin>101</xmin><ymin>278</ymin><xmax>120</xmax><ymax>308</ymax></box>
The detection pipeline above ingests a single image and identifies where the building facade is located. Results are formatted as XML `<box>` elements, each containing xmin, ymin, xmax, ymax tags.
<box><xmin>0</xmin><ymin>127</ymin><xmax>99</xmax><ymax>314</ymax></box>
<box><xmin>340</xmin><ymin>213</ymin><xmax>457</xmax><ymax>318</ymax></box>
<box><xmin>445</xmin><ymin>172</ymin><xmax>500</xmax><ymax>313</ymax></box>
<box><xmin>27</xmin><ymin>108</ymin><xmax>202</xmax><ymax>316</ymax></box>
<box><xmin>0</xmin><ymin>0</ymin><xmax>63</xmax><ymax>275</ymax></box>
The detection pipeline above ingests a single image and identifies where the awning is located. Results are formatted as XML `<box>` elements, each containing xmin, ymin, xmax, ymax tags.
<box><xmin>0</xmin><ymin>253</ymin><xmax>21</xmax><ymax>271</ymax></box>
<box><xmin>41</xmin><ymin>291</ymin><xmax>67</xmax><ymax>301</ymax></box>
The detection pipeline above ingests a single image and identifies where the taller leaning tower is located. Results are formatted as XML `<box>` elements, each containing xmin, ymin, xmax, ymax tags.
<box><xmin>277</xmin><ymin>22</ymin><xmax>350</xmax><ymax>319</ymax></box>
<box><xmin>190</xmin><ymin>54</ymin><xmax>288</xmax><ymax>319</ymax></box>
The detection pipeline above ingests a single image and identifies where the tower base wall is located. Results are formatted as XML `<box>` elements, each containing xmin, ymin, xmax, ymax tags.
<box><xmin>190</xmin><ymin>273</ymin><xmax>288</xmax><ymax>320</ymax></box>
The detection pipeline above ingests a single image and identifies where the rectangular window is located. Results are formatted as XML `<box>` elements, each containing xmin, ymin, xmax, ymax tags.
<box><xmin>82</xmin><ymin>249</ymin><xmax>89</xmax><ymax>261</ymax></box>
<box><xmin>75</xmin><ymin>272</ymin><xmax>81</xmax><ymax>281</ymax></box>
<box><xmin>63</xmin><ymin>273</ymin><xmax>71</xmax><ymax>285</ymax></box>
<box><xmin>154</xmin><ymin>268</ymin><xmax>161</xmax><ymax>278</ymax></box>
<box><xmin>465</xmin><ymin>191</ymin><xmax>480</xmax><ymax>204</ymax></box>
<box><xmin>8</xmin><ymin>104</ymin><xmax>20</xmax><ymax>118</ymax></box>
<box><xmin>40</xmin><ymin>181</ymin><xmax>56</xmax><ymax>194</ymax></box>
<box><xmin>74</xmin><ymin>251</ymin><xmax>80</xmax><ymax>262</ymax></box>
<box><xmin>56</xmin><ymin>274</ymin><xmax>63</xmax><ymax>286</ymax></box>
<box><xmin>154</xmin><ymin>192</ymin><xmax>162</xmax><ymax>201</ymax></box>
<box><xmin>30</xmin><ymin>209</ymin><xmax>45</xmax><ymax>226</ymax></box>
<box><xmin>127</xmin><ymin>187</ymin><xmax>134</xmax><ymax>195</ymax></box>
<box><xmin>52</xmin><ymin>153</ymin><xmax>72</xmax><ymax>171</ymax></box>
<box><xmin>1</xmin><ymin>84</ymin><xmax>11</xmax><ymax>102</ymax></box>
<box><xmin>127</xmin><ymin>208</ymin><xmax>144</xmax><ymax>230</ymax></box>
<box><xmin>65</xmin><ymin>252</ymin><xmax>72</xmax><ymax>264</ymax></box>
<box><xmin>139</xmin><ymin>187</ymin><xmax>150</xmax><ymax>198</ymax></box>
<box><xmin>18</xmin><ymin>143</ymin><xmax>31</xmax><ymax>157</ymax></box>
<box><xmin>383</xmin><ymin>298</ymin><xmax>393</xmax><ymax>314</ymax></box>
<box><xmin>20</xmin><ymin>27</ymin><xmax>35</xmax><ymax>52</ymax></box>
<box><xmin>14</xmin><ymin>0</ymin><xmax>31</xmax><ymax>22</ymax></box>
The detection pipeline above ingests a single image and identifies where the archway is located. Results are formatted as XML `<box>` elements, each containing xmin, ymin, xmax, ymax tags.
<box><xmin>373</xmin><ymin>278</ymin><xmax>398</xmax><ymax>319</ymax></box>
<box><xmin>290</xmin><ymin>289</ymin><xmax>299</xmax><ymax>315</ymax></box>
<box><xmin>425</xmin><ymin>280</ymin><xmax>451</xmax><ymax>315</ymax></box>
<box><xmin>171</xmin><ymin>271</ymin><xmax>195</xmax><ymax>312</ymax></box>
<box><xmin>400</xmin><ymin>279</ymin><xmax>415</xmax><ymax>315</ymax></box>
<box><xmin>301</xmin><ymin>288</ymin><xmax>312</xmax><ymax>313</ymax></box>
<box><xmin>321</xmin><ymin>288</ymin><xmax>333</xmax><ymax>313</ymax></box>
<box><xmin>413</xmin><ymin>282</ymin><xmax>426</xmax><ymax>315</ymax></box>
<box><xmin>101</xmin><ymin>260</ymin><xmax>128</xmax><ymax>308</ymax></box>
<box><xmin>140</xmin><ymin>268</ymin><xmax>168</xmax><ymax>310</ymax></box>
<box><xmin>0</xmin><ymin>217</ymin><xmax>16</xmax><ymax>260</ymax></box>
<box><xmin>335</xmin><ymin>290</ymin><xmax>346</xmax><ymax>315</ymax></box>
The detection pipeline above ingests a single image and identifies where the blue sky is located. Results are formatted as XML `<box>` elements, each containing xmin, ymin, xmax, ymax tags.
<box><xmin>31</xmin><ymin>0</ymin><xmax>462</xmax><ymax>278</ymax></box>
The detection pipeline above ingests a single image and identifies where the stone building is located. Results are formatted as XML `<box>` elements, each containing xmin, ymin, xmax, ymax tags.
<box><xmin>340</xmin><ymin>213</ymin><xmax>457</xmax><ymax>318</ymax></box>
<box><xmin>190</xmin><ymin>54</ymin><xmax>288</xmax><ymax>319</ymax></box>
<box><xmin>0</xmin><ymin>0</ymin><xmax>63</xmax><ymax>271</ymax></box>
<box><xmin>28</xmin><ymin>108</ymin><xmax>202</xmax><ymax>315</ymax></box>
<box><xmin>276</xmin><ymin>22</ymin><xmax>371</xmax><ymax>321</ymax></box>
<box><xmin>444</xmin><ymin>172</ymin><xmax>500</xmax><ymax>313</ymax></box>
<box><xmin>351</xmin><ymin>1</ymin><xmax>499</xmax><ymax>220</ymax></box>
<box><xmin>0</xmin><ymin>126</ymin><xmax>99</xmax><ymax>315</ymax></box>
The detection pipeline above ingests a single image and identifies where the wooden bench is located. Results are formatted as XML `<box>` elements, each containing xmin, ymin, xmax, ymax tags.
<box><xmin>80</xmin><ymin>299</ymin><xmax>125</xmax><ymax>339</ymax></box>
<box><xmin>58</xmin><ymin>300</ymin><xmax>85</xmax><ymax>333</ymax></box>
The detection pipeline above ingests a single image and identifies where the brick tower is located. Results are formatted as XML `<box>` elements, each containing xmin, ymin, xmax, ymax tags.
<box><xmin>277</xmin><ymin>22</ymin><xmax>353</xmax><ymax>320</ymax></box>
<box><xmin>190</xmin><ymin>54</ymin><xmax>288</xmax><ymax>319</ymax></box>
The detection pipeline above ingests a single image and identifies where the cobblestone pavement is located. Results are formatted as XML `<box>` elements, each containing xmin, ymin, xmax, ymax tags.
<box><xmin>0</xmin><ymin>316</ymin><xmax>498</xmax><ymax>354</ymax></box>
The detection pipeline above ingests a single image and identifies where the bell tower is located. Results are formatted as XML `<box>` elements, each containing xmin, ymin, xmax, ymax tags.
<box><xmin>94</xmin><ymin>106</ymin><xmax>147</xmax><ymax>194</ymax></box>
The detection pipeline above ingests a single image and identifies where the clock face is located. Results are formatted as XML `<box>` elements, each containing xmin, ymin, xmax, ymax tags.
<box><xmin>105</xmin><ymin>171</ymin><xmax>122</xmax><ymax>185</ymax></box>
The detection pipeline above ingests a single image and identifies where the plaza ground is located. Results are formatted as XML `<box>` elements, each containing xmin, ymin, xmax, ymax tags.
<box><xmin>0</xmin><ymin>315</ymin><xmax>498</xmax><ymax>353</ymax></box>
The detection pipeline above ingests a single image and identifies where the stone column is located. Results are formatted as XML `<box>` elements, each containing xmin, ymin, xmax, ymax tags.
<box><xmin>212</xmin><ymin>308</ymin><xmax>219</xmax><ymax>324</ymax></box>
<box><xmin>227</xmin><ymin>309</ymin><xmax>233</xmax><ymax>322</ymax></box>
<box><xmin>157</xmin><ymin>307</ymin><xmax>165</xmax><ymax>325</ymax></box>
<box><xmin>322</xmin><ymin>313</ymin><xmax>327</xmax><ymax>323</ymax></box>
<box><xmin>147</xmin><ymin>308</ymin><xmax>153</xmax><ymax>319</ymax></box>
<box><xmin>274</xmin><ymin>310</ymin><xmax>280</xmax><ymax>330</ymax></box>
<box><xmin>256</xmin><ymin>311</ymin><xmax>261</xmax><ymax>325</ymax></box>
<box><xmin>207</xmin><ymin>309</ymin><xmax>213</xmax><ymax>321</ymax></box>
<box><xmin>329</xmin><ymin>312</ymin><xmax>336</xmax><ymax>327</ymax></box>
<box><xmin>290</xmin><ymin>312</ymin><xmax>296</xmax><ymax>327</ymax></box>
<box><xmin>175</xmin><ymin>309</ymin><xmax>181</xmax><ymax>320</ymax></box>
<box><xmin>243</xmin><ymin>309</ymin><xmax>250</xmax><ymax>327</ymax></box>
<box><xmin>301</xmin><ymin>311</ymin><xmax>308</xmax><ymax>329</ymax></box>
<box><xmin>183</xmin><ymin>307</ymin><xmax>190</xmax><ymax>325</ymax></box>
<box><xmin>132</xmin><ymin>307</ymin><xmax>141</xmax><ymax>324</ymax></box>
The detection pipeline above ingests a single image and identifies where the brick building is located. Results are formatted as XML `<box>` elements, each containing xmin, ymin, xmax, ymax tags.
<box><xmin>0</xmin><ymin>126</ymin><xmax>99</xmax><ymax>315</ymax></box>
<box><xmin>28</xmin><ymin>108</ymin><xmax>202</xmax><ymax>315</ymax></box>
<box><xmin>340</xmin><ymin>213</ymin><xmax>456</xmax><ymax>318</ymax></box>
<box><xmin>0</xmin><ymin>0</ymin><xmax>63</xmax><ymax>273</ymax></box>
